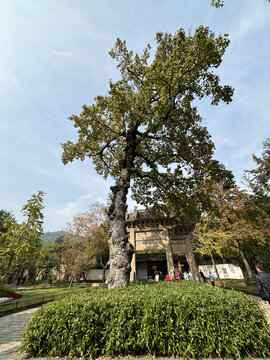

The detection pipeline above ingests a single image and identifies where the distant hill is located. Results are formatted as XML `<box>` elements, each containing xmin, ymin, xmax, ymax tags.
<box><xmin>42</xmin><ymin>231</ymin><xmax>64</xmax><ymax>244</ymax></box>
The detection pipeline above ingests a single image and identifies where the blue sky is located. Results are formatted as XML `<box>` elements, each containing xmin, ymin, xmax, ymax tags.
<box><xmin>1</xmin><ymin>0</ymin><xmax>270</xmax><ymax>231</ymax></box>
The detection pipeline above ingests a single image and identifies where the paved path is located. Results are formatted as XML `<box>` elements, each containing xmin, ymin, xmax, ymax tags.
<box><xmin>1</xmin><ymin>300</ymin><xmax>270</xmax><ymax>360</ymax></box>
<box><xmin>259</xmin><ymin>299</ymin><xmax>270</xmax><ymax>323</ymax></box>
<box><xmin>0</xmin><ymin>308</ymin><xmax>39</xmax><ymax>360</ymax></box>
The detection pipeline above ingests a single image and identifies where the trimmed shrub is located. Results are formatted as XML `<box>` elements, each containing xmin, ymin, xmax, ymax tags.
<box><xmin>0</xmin><ymin>284</ymin><xmax>15</xmax><ymax>297</ymax></box>
<box><xmin>21</xmin><ymin>281</ymin><xmax>270</xmax><ymax>358</ymax></box>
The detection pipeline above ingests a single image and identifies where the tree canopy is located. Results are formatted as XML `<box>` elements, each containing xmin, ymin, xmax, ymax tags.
<box><xmin>244</xmin><ymin>138</ymin><xmax>270</xmax><ymax>198</ymax></box>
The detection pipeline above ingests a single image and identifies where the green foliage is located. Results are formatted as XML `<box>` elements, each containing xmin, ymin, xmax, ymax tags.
<box><xmin>0</xmin><ymin>210</ymin><xmax>16</xmax><ymax>233</ymax></box>
<box><xmin>0</xmin><ymin>191</ymin><xmax>45</xmax><ymax>281</ymax></box>
<box><xmin>62</xmin><ymin>26</ymin><xmax>234</xmax><ymax>224</ymax></box>
<box><xmin>35</xmin><ymin>242</ymin><xmax>62</xmax><ymax>280</ymax></box>
<box><xmin>0</xmin><ymin>283</ymin><xmax>14</xmax><ymax>297</ymax></box>
<box><xmin>244</xmin><ymin>138</ymin><xmax>270</xmax><ymax>216</ymax></box>
<box><xmin>211</xmin><ymin>0</ymin><xmax>224</xmax><ymax>7</ymax></box>
<box><xmin>21</xmin><ymin>281</ymin><xmax>270</xmax><ymax>358</ymax></box>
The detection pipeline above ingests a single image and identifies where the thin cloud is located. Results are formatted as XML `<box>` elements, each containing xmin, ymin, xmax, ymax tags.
<box><xmin>233</xmin><ymin>5</ymin><xmax>270</xmax><ymax>41</ymax></box>
<box><xmin>56</xmin><ymin>192</ymin><xmax>95</xmax><ymax>219</ymax></box>
<box><xmin>51</xmin><ymin>50</ymin><xmax>73</xmax><ymax>59</ymax></box>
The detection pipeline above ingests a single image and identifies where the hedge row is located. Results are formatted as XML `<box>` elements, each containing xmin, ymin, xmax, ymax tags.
<box><xmin>21</xmin><ymin>281</ymin><xmax>270</xmax><ymax>358</ymax></box>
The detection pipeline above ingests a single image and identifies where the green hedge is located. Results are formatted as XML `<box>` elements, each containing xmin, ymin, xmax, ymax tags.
<box><xmin>21</xmin><ymin>281</ymin><xmax>270</xmax><ymax>358</ymax></box>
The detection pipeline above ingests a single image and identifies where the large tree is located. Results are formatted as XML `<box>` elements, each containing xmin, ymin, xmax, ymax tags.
<box><xmin>62</xmin><ymin>26</ymin><xmax>233</xmax><ymax>288</ymax></box>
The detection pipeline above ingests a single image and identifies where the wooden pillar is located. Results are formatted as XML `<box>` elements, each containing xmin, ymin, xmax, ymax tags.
<box><xmin>185</xmin><ymin>235</ymin><xmax>199</xmax><ymax>281</ymax></box>
<box><xmin>129</xmin><ymin>228</ymin><xmax>136</xmax><ymax>282</ymax></box>
<box><xmin>164</xmin><ymin>229</ymin><xmax>175</xmax><ymax>280</ymax></box>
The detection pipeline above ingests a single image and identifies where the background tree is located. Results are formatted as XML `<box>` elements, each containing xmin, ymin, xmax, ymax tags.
<box><xmin>59</xmin><ymin>245</ymin><xmax>91</xmax><ymax>288</ymax></box>
<box><xmin>35</xmin><ymin>242</ymin><xmax>62</xmax><ymax>282</ymax></box>
<box><xmin>194</xmin><ymin>213</ymin><xmax>230</xmax><ymax>279</ymax></box>
<box><xmin>243</xmin><ymin>138</ymin><xmax>270</xmax><ymax>270</ymax></box>
<box><xmin>0</xmin><ymin>191</ymin><xmax>45</xmax><ymax>283</ymax></box>
<box><xmin>62</xmin><ymin>26</ymin><xmax>234</xmax><ymax>288</ymax></box>
<box><xmin>86</xmin><ymin>225</ymin><xmax>109</xmax><ymax>282</ymax></box>
<box><xmin>244</xmin><ymin>138</ymin><xmax>270</xmax><ymax>216</ymax></box>
<box><xmin>195</xmin><ymin>184</ymin><xmax>268</xmax><ymax>280</ymax></box>
<box><xmin>64</xmin><ymin>202</ymin><xmax>109</xmax><ymax>282</ymax></box>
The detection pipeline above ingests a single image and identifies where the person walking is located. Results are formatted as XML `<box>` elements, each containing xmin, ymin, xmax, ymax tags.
<box><xmin>21</xmin><ymin>269</ymin><xmax>28</xmax><ymax>286</ymax></box>
<box><xmin>183</xmin><ymin>271</ymin><xmax>189</xmax><ymax>280</ymax></box>
<box><xmin>255</xmin><ymin>264</ymin><xmax>270</xmax><ymax>304</ymax></box>
<box><xmin>208</xmin><ymin>271</ymin><xmax>215</xmax><ymax>286</ymax></box>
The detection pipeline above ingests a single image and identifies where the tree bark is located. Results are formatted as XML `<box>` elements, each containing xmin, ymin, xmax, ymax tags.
<box><xmin>69</xmin><ymin>275</ymin><xmax>74</xmax><ymax>288</ymax></box>
<box><xmin>106</xmin><ymin>122</ymin><xmax>137</xmax><ymax>289</ymax></box>
<box><xmin>5</xmin><ymin>253</ymin><xmax>14</xmax><ymax>283</ymax></box>
<box><xmin>236</xmin><ymin>239</ymin><xmax>253</xmax><ymax>280</ymax></box>
<box><xmin>99</xmin><ymin>254</ymin><xmax>107</xmax><ymax>282</ymax></box>
<box><xmin>210</xmin><ymin>251</ymin><xmax>220</xmax><ymax>280</ymax></box>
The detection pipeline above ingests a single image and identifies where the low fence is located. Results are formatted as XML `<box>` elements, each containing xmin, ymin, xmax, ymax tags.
<box><xmin>0</xmin><ymin>288</ymin><xmax>89</xmax><ymax>313</ymax></box>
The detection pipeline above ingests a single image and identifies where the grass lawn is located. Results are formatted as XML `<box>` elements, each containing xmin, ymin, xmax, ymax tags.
<box><xmin>0</xmin><ymin>283</ymin><xmax>102</xmax><ymax>317</ymax></box>
<box><xmin>19</xmin><ymin>284</ymin><xmax>91</xmax><ymax>298</ymax></box>
<box><xmin>215</xmin><ymin>278</ymin><xmax>259</xmax><ymax>295</ymax></box>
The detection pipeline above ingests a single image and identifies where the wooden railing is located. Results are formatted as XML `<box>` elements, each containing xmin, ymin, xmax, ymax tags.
<box><xmin>0</xmin><ymin>288</ymin><xmax>89</xmax><ymax>313</ymax></box>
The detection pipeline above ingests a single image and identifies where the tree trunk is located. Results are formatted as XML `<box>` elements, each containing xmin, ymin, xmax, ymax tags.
<box><xmin>106</xmin><ymin>180</ymin><xmax>134</xmax><ymax>289</ymax></box>
<box><xmin>210</xmin><ymin>251</ymin><xmax>220</xmax><ymax>280</ymax></box>
<box><xmin>69</xmin><ymin>275</ymin><xmax>74</xmax><ymax>288</ymax></box>
<box><xmin>5</xmin><ymin>254</ymin><xmax>14</xmax><ymax>283</ymax></box>
<box><xmin>100</xmin><ymin>254</ymin><xmax>107</xmax><ymax>282</ymax></box>
<box><xmin>236</xmin><ymin>239</ymin><xmax>253</xmax><ymax>280</ymax></box>
<box><xmin>106</xmin><ymin>122</ymin><xmax>137</xmax><ymax>289</ymax></box>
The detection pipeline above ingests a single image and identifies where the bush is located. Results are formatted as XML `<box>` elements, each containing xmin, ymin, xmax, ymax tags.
<box><xmin>0</xmin><ymin>284</ymin><xmax>15</xmax><ymax>297</ymax></box>
<box><xmin>21</xmin><ymin>281</ymin><xmax>270</xmax><ymax>358</ymax></box>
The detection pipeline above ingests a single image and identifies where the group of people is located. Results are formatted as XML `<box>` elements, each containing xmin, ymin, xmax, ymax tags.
<box><xmin>153</xmin><ymin>264</ymin><xmax>270</xmax><ymax>304</ymax></box>
<box><xmin>79</xmin><ymin>272</ymin><xmax>87</xmax><ymax>283</ymax></box>
<box><xmin>153</xmin><ymin>270</ymin><xmax>193</xmax><ymax>281</ymax></box>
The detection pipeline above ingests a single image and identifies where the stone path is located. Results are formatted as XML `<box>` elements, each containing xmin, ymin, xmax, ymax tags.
<box><xmin>1</xmin><ymin>300</ymin><xmax>270</xmax><ymax>360</ymax></box>
<box><xmin>0</xmin><ymin>307</ymin><xmax>39</xmax><ymax>360</ymax></box>
<box><xmin>259</xmin><ymin>299</ymin><xmax>270</xmax><ymax>323</ymax></box>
